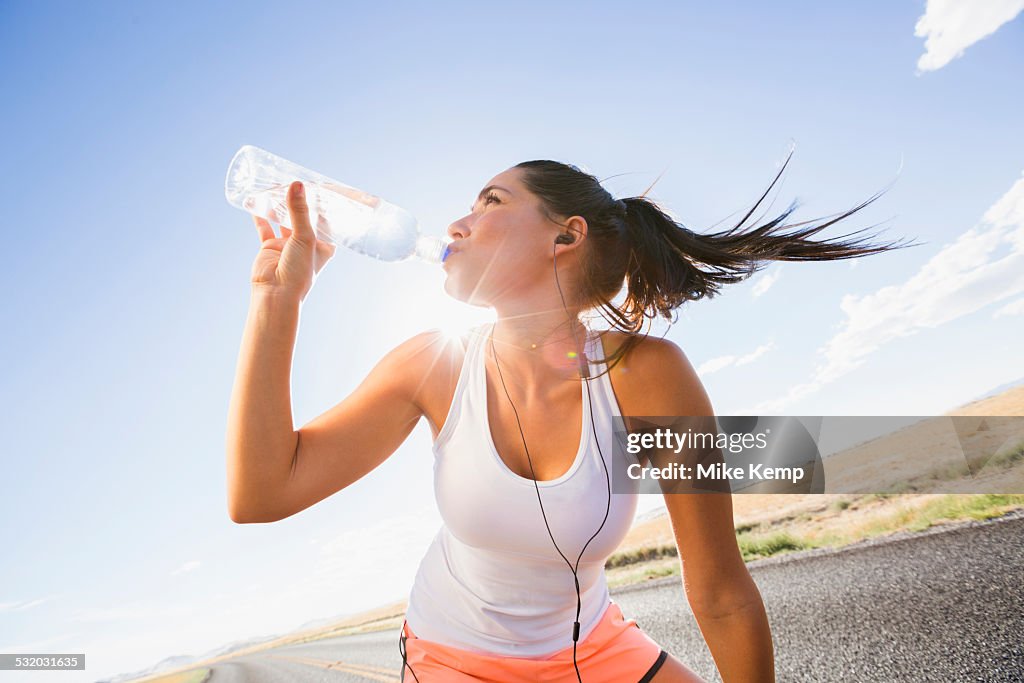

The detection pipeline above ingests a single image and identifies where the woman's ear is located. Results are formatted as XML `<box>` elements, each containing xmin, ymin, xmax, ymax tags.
<box><xmin>565</xmin><ymin>215</ymin><xmax>588</xmax><ymax>244</ymax></box>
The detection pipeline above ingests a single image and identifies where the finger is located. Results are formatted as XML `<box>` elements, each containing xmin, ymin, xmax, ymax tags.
<box><xmin>261</xmin><ymin>210</ymin><xmax>280</xmax><ymax>235</ymax></box>
<box><xmin>260</xmin><ymin>236</ymin><xmax>288</xmax><ymax>252</ymax></box>
<box><xmin>316</xmin><ymin>214</ymin><xmax>332</xmax><ymax>242</ymax></box>
<box><xmin>314</xmin><ymin>241</ymin><xmax>337</xmax><ymax>275</ymax></box>
<box><xmin>280</xmin><ymin>226</ymin><xmax>292</xmax><ymax>239</ymax></box>
<box><xmin>264</xmin><ymin>205</ymin><xmax>283</xmax><ymax>225</ymax></box>
<box><xmin>286</xmin><ymin>181</ymin><xmax>315</xmax><ymax>246</ymax></box>
<box><xmin>253</xmin><ymin>216</ymin><xmax>276</xmax><ymax>242</ymax></box>
<box><xmin>315</xmin><ymin>240</ymin><xmax>337</xmax><ymax>262</ymax></box>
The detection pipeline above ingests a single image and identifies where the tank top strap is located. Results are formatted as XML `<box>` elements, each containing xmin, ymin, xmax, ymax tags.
<box><xmin>584</xmin><ymin>328</ymin><xmax>624</xmax><ymax>419</ymax></box>
<box><xmin>432</xmin><ymin>323</ymin><xmax>492</xmax><ymax>452</ymax></box>
<box><xmin>464</xmin><ymin>322</ymin><xmax>492</xmax><ymax>358</ymax></box>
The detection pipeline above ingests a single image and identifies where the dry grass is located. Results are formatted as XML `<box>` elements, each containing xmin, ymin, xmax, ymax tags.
<box><xmin>946</xmin><ymin>384</ymin><xmax>1024</xmax><ymax>417</ymax></box>
<box><xmin>604</xmin><ymin>493</ymin><xmax>1024</xmax><ymax>586</ymax></box>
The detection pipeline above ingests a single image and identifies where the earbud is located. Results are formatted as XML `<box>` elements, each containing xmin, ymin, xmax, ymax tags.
<box><xmin>554</xmin><ymin>233</ymin><xmax>575</xmax><ymax>245</ymax></box>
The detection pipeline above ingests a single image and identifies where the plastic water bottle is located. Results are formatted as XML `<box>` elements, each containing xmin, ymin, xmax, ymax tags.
<box><xmin>225</xmin><ymin>145</ymin><xmax>450</xmax><ymax>264</ymax></box>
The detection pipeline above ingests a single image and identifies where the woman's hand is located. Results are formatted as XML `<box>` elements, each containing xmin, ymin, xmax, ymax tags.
<box><xmin>250</xmin><ymin>181</ymin><xmax>337</xmax><ymax>302</ymax></box>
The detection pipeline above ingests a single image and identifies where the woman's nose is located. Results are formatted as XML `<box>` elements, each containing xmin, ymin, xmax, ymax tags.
<box><xmin>447</xmin><ymin>217</ymin><xmax>470</xmax><ymax>240</ymax></box>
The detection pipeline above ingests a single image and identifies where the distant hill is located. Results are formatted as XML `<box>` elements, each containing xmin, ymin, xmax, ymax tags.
<box><xmin>964</xmin><ymin>376</ymin><xmax>1024</xmax><ymax>405</ymax></box>
<box><xmin>617</xmin><ymin>381</ymin><xmax>1024</xmax><ymax>554</ymax></box>
<box><xmin>118</xmin><ymin>633</ymin><xmax>281</xmax><ymax>682</ymax></box>
<box><xmin>99</xmin><ymin>654</ymin><xmax>197</xmax><ymax>682</ymax></box>
<box><xmin>946</xmin><ymin>382</ymin><xmax>1024</xmax><ymax>417</ymax></box>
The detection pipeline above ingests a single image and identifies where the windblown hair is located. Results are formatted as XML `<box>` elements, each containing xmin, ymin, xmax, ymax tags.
<box><xmin>514</xmin><ymin>150</ymin><xmax>918</xmax><ymax>373</ymax></box>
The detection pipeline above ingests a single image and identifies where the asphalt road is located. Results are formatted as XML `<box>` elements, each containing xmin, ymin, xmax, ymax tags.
<box><xmin>207</xmin><ymin>510</ymin><xmax>1024</xmax><ymax>682</ymax></box>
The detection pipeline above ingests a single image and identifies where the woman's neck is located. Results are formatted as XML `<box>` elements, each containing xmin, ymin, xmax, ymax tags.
<box><xmin>486</xmin><ymin>310</ymin><xmax>589</xmax><ymax>389</ymax></box>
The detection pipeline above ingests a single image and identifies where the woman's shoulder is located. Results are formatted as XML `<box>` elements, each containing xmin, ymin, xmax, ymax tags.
<box><xmin>597</xmin><ymin>329</ymin><xmax>688</xmax><ymax>367</ymax></box>
<box><xmin>391</xmin><ymin>327</ymin><xmax>478</xmax><ymax>368</ymax></box>
<box><xmin>390</xmin><ymin>326</ymin><xmax>486</xmax><ymax>434</ymax></box>
<box><xmin>597</xmin><ymin>330</ymin><xmax>709</xmax><ymax>415</ymax></box>
<box><xmin>377</xmin><ymin>328</ymin><xmax>475</xmax><ymax>392</ymax></box>
<box><xmin>395</xmin><ymin>322</ymin><xmax>489</xmax><ymax>354</ymax></box>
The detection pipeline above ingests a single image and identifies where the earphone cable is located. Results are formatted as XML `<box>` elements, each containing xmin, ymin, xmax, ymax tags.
<box><xmin>552</xmin><ymin>243</ymin><xmax>614</xmax><ymax>579</ymax></box>
<box><xmin>551</xmin><ymin>241</ymin><xmax>614</xmax><ymax>680</ymax></box>
<box><xmin>399</xmin><ymin>623</ymin><xmax>420</xmax><ymax>683</ymax></box>
<box><xmin>484</xmin><ymin>241</ymin><xmax>614</xmax><ymax>682</ymax></box>
<box><xmin>400</xmin><ymin>239</ymin><xmax>614</xmax><ymax>683</ymax></box>
<box><xmin>489</xmin><ymin>329</ymin><xmax>588</xmax><ymax>683</ymax></box>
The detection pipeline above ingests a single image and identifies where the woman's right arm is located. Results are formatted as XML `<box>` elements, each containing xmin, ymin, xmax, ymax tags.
<box><xmin>225</xmin><ymin>291</ymin><xmax>434</xmax><ymax>523</ymax></box>
<box><xmin>225</xmin><ymin>181</ymin><xmax>434</xmax><ymax>524</ymax></box>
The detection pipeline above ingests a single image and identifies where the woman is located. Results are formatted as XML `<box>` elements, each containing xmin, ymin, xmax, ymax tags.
<box><xmin>226</xmin><ymin>153</ymin><xmax>911</xmax><ymax>682</ymax></box>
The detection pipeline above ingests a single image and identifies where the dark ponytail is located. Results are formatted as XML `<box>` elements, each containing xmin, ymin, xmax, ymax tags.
<box><xmin>514</xmin><ymin>152</ymin><xmax>920</xmax><ymax>372</ymax></box>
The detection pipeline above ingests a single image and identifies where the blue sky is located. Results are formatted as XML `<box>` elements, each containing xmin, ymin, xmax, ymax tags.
<box><xmin>1</xmin><ymin>1</ymin><xmax>1022</xmax><ymax>680</ymax></box>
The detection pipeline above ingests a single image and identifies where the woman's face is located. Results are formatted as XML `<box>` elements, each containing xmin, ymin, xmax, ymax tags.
<box><xmin>443</xmin><ymin>167</ymin><xmax>564</xmax><ymax>308</ymax></box>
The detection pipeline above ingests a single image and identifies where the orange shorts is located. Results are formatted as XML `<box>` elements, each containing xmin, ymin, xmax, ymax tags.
<box><xmin>399</xmin><ymin>601</ymin><xmax>668</xmax><ymax>682</ymax></box>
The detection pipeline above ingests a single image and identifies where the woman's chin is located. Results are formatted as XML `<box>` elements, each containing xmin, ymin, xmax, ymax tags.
<box><xmin>443</xmin><ymin>276</ymin><xmax>490</xmax><ymax>308</ymax></box>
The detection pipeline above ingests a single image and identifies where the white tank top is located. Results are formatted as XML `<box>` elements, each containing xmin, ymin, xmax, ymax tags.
<box><xmin>404</xmin><ymin>322</ymin><xmax>642</xmax><ymax>657</ymax></box>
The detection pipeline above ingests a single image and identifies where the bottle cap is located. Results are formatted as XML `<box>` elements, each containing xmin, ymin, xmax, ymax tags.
<box><xmin>414</xmin><ymin>235</ymin><xmax>451</xmax><ymax>264</ymax></box>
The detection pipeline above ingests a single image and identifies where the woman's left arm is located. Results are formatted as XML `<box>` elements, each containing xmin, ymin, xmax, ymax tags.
<box><xmin>621</xmin><ymin>337</ymin><xmax>775</xmax><ymax>683</ymax></box>
<box><xmin>666</xmin><ymin>492</ymin><xmax>775</xmax><ymax>683</ymax></box>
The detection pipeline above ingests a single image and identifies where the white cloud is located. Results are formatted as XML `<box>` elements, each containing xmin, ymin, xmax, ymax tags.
<box><xmin>170</xmin><ymin>560</ymin><xmax>201</xmax><ymax>576</ymax></box>
<box><xmin>0</xmin><ymin>594</ymin><xmax>58</xmax><ymax>612</ymax></box>
<box><xmin>914</xmin><ymin>0</ymin><xmax>1024</xmax><ymax>73</ymax></box>
<box><xmin>698</xmin><ymin>342</ymin><xmax>774</xmax><ymax>376</ymax></box>
<box><xmin>734</xmin><ymin>343</ymin><xmax>774</xmax><ymax>367</ymax></box>
<box><xmin>745</xmin><ymin>170</ymin><xmax>1024</xmax><ymax>413</ymax></box>
<box><xmin>68</xmin><ymin>601</ymin><xmax>194</xmax><ymax>623</ymax></box>
<box><xmin>751</xmin><ymin>267</ymin><xmax>782</xmax><ymax>297</ymax></box>
<box><xmin>993</xmin><ymin>297</ymin><xmax>1024</xmax><ymax>318</ymax></box>
<box><xmin>698</xmin><ymin>355</ymin><xmax>737</xmax><ymax>375</ymax></box>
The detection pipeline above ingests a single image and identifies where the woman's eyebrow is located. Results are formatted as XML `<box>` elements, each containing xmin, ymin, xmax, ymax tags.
<box><xmin>476</xmin><ymin>185</ymin><xmax>511</xmax><ymax>202</ymax></box>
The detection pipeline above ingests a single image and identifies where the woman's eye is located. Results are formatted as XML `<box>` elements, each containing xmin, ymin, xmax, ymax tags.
<box><xmin>470</xmin><ymin>192</ymin><xmax>501</xmax><ymax>212</ymax></box>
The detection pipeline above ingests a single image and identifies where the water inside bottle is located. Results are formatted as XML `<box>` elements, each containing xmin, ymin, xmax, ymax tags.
<box><xmin>243</xmin><ymin>182</ymin><xmax>381</xmax><ymax>244</ymax></box>
<box><xmin>242</xmin><ymin>181</ymin><xmax>424</xmax><ymax>261</ymax></box>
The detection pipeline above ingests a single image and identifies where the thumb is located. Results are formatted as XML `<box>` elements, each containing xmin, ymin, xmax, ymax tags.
<box><xmin>286</xmin><ymin>181</ymin><xmax>315</xmax><ymax>246</ymax></box>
